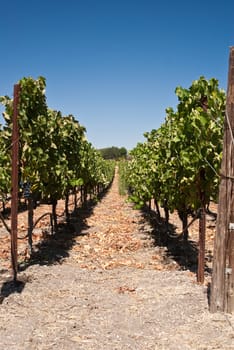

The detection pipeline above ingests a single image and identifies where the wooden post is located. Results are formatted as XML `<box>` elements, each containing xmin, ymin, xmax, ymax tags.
<box><xmin>227</xmin><ymin>188</ymin><xmax>234</xmax><ymax>312</ymax></box>
<box><xmin>197</xmin><ymin>168</ymin><xmax>206</xmax><ymax>284</ymax></box>
<box><xmin>11</xmin><ymin>84</ymin><xmax>20</xmax><ymax>282</ymax></box>
<box><xmin>197</xmin><ymin>206</ymin><xmax>206</xmax><ymax>283</ymax></box>
<box><xmin>210</xmin><ymin>47</ymin><xmax>234</xmax><ymax>313</ymax></box>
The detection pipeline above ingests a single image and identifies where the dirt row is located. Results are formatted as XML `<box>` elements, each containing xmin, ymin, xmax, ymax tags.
<box><xmin>0</xmin><ymin>171</ymin><xmax>234</xmax><ymax>349</ymax></box>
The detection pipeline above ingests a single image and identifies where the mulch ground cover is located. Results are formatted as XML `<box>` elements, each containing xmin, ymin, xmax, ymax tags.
<box><xmin>0</xmin><ymin>171</ymin><xmax>233</xmax><ymax>349</ymax></box>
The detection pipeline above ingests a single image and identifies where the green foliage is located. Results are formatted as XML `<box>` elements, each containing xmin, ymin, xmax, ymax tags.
<box><xmin>0</xmin><ymin>76</ymin><xmax>115</xmax><ymax>206</ymax></box>
<box><xmin>124</xmin><ymin>76</ymin><xmax>226</xmax><ymax>222</ymax></box>
<box><xmin>118</xmin><ymin>160</ymin><xmax>129</xmax><ymax>195</ymax></box>
<box><xmin>0</xmin><ymin>127</ymin><xmax>11</xmax><ymax>200</ymax></box>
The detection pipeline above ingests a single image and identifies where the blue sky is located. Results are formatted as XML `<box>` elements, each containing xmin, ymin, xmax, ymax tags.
<box><xmin>0</xmin><ymin>0</ymin><xmax>233</xmax><ymax>150</ymax></box>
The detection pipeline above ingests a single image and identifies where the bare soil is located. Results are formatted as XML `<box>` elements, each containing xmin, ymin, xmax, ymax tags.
<box><xmin>0</xmin><ymin>172</ymin><xmax>234</xmax><ymax>349</ymax></box>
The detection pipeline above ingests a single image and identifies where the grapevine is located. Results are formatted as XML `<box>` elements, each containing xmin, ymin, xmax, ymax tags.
<box><xmin>0</xmin><ymin>77</ymin><xmax>115</xmax><ymax>255</ymax></box>
<box><xmin>124</xmin><ymin>77</ymin><xmax>226</xmax><ymax>239</ymax></box>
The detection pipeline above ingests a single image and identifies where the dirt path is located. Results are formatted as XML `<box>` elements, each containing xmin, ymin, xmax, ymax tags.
<box><xmin>0</xmin><ymin>171</ymin><xmax>234</xmax><ymax>349</ymax></box>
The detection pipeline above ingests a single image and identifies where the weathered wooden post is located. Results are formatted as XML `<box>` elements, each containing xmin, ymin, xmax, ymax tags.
<box><xmin>11</xmin><ymin>84</ymin><xmax>20</xmax><ymax>282</ymax></box>
<box><xmin>197</xmin><ymin>206</ymin><xmax>206</xmax><ymax>284</ymax></box>
<box><xmin>210</xmin><ymin>47</ymin><xmax>234</xmax><ymax>313</ymax></box>
<box><xmin>197</xmin><ymin>168</ymin><xmax>206</xmax><ymax>284</ymax></box>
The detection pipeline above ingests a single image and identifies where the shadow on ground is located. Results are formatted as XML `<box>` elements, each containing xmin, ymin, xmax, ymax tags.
<box><xmin>141</xmin><ymin>208</ymin><xmax>200</xmax><ymax>273</ymax></box>
<box><xmin>19</xmin><ymin>185</ymin><xmax>112</xmax><ymax>271</ymax></box>
<box><xmin>0</xmin><ymin>277</ymin><xmax>26</xmax><ymax>304</ymax></box>
<box><xmin>0</xmin><ymin>184</ymin><xmax>112</xmax><ymax>302</ymax></box>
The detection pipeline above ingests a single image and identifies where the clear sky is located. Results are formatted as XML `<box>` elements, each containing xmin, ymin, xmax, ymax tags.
<box><xmin>0</xmin><ymin>0</ymin><xmax>233</xmax><ymax>150</ymax></box>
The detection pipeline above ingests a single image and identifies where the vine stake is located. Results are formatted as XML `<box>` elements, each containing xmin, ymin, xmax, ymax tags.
<box><xmin>11</xmin><ymin>84</ymin><xmax>20</xmax><ymax>282</ymax></box>
<box><xmin>210</xmin><ymin>47</ymin><xmax>234</xmax><ymax>313</ymax></box>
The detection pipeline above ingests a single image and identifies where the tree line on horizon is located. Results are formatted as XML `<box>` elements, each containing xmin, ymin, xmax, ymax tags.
<box><xmin>98</xmin><ymin>146</ymin><xmax>127</xmax><ymax>160</ymax></box>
